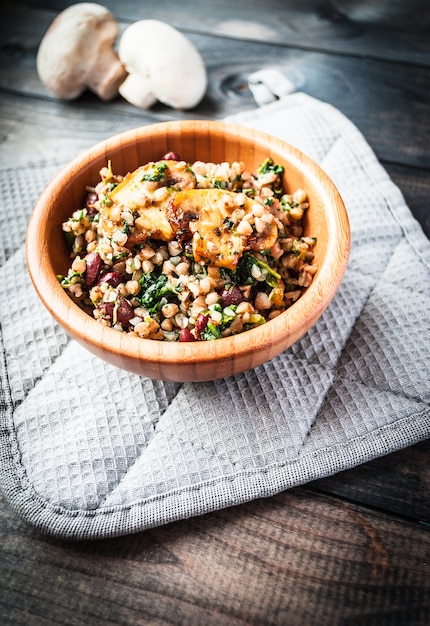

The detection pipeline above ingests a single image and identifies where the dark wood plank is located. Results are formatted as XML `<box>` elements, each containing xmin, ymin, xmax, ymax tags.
<box><xmin>2</xmin><ymin>43</ymin><xmax>430</xmax><ymax>172</ymax></box>
<box><xmin>0</xmin><ymin>93</ymin><xmax>157</xmax><ymax>167</ymax></box>
<box><xmin>386</xmin><ymin>163</ymin><xmax>430</xmax><ymax>238</ymax></box>
<box><xmin>310</xmin><ymin>439</ymin><xmax>430</xmax><ymax>523</ymax></box>
<box><xmin>2</xmin><ymin>3</ymin><xmax>430</xmax><ymax>175</ymax></box>
<box><xmin>0</xmin><ymin>3</ymin><xmax>429</xmax><ymax>624</ymax></box>
<box><xmin>1</xmin><ymin>487</ymin><xmax>429</xmax><ymax>625</ymax></box>
<box><xmin>19</xmin><ymin>0</ymin><xmax>430</xmax><ymax>66</ymax></box>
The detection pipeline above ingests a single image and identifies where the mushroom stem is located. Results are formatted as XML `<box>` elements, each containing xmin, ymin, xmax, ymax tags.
<box><xmin>118</xmin><ymin>73</ymin><xmax>157</xmax><ymax>109</ymax></box>
<box><xmin>118</xmin><ymin>20</ymin><xmax>207</xmax><ymax>110</ymax></box>
<box><xmin>87</xmin><ymin>46</ymin><xmax>128</xmax><ymax>101</ymax></box>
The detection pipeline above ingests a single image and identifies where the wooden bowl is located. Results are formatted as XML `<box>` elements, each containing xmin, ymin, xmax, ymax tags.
<box><xmin>26</xmin><ymin>120</ymin><xmax>350</xmax><ymax>382</ymax></box>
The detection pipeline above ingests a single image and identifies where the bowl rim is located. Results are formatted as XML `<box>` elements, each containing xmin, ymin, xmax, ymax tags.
<box><xmin>26</xmin><ymin>119</ymin><xmax>350</xmax><ymax>375</ymax></box>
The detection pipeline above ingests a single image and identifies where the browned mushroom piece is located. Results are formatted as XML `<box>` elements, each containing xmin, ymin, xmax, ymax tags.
<box><xmin>168</xmin><ymin>189</ymin><xmax>279</xmax><ymax>270</ymax></box>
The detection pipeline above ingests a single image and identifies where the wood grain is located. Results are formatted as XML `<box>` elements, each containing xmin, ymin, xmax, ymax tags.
<box><xmin>1</xmin><ymin>1</ymin><xmax>429</xmax><ymax>624</ymax></box>
<box><xmin>26</xmin><ymin>120</ymin><xmax>350</xmax><ymax>381</ymax></box>
<box><xmin>1</xmin><ymin>487</ymin><xmax>429</xmax><ymax>625</ymax></box>
<box><xmin>17</xmin><ymin>0</ymin><xmax>430</xmax><ymax>64</ymax></box>
<box><xmin>2</xmin><ymin>4</ymin><xmax>430</xmax><ymax>169</ymax></box>
<box><xmin>313</xmin><ymin>438</ymin><xmax>430</xmax><ymax>523</ymax></box>
<box><xmin>386</xmin><ymin>164</ymin><xmax>430</xmax><ymax>238</ymax></box>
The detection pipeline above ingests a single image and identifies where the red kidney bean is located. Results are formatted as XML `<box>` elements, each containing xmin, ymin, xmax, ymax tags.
<box><xmin>97</xmin><ymin>299</ymin><xmax>133</xmax><ymax>326</ymax></box>
<box><xmin>116</xmin><ymin>299</ymin><xmax>135</xmax><ymax>326</ymax></box>
<box><xmin>161</xmin><ymin>151</ymin><xmax>181</xmax><ymax>161</ymax></box>
<box><xmin>84</xmin><ymin>251</ymin><xmax>102</xmax><ymax>287</ymax></box>
<box><xmin>195</xmin><ymin>313</ymin><xmax>209</xmax><ymax>338</ymax></box>
<box><xmin>179</xmin><ymin>328</ymin><xmax>196</xmax><ymax>342</ymax></box>
<box><xmin>85</xmin><ymin>191</ymin><xmax>99</xmax><ymax>215</ymax></box>
<box><xmin>221</xmin><ymin>285</ymin><xmax>243</xmax><ymax>307</ymax></box>
<box><xmin>97</xmin><ymin>302</ymin><xmax>114</xmax><ymax>319</ymax></box>
<box><xmin>97</xmin><ymin>271</ymin><xmax>123</xmax><ymax>287</ymax></box>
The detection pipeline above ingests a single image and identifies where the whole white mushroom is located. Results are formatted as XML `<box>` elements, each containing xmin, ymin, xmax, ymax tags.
<box><xmin>36</xmin><ymin>3</ymin><xmax>127</xmax><ymax>101</ymax></box>
<box><xmin>118</xmin><ymin>20</ymin><xmax>207</xmax><ymax>110</ymax></box>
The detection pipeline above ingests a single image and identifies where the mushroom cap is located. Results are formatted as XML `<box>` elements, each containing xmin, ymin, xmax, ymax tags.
<box><xmin>36</xmin><ymin>2</ymin><xmax>126</xmax><ymax>100</ymax></box>
<box><xmin>118</xmin><ymin>20</ymin><xmax>207</xmax><ymax>110</ymax></box>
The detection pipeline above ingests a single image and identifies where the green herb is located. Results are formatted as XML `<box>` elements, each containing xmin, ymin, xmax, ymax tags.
<box><xmin>70</xmin><ymin>209</ymin><xmax>86</xmax><ymax>222</ymax></box>
<box><xmin>100</xmin><ymin>194</ymin><xmax>113</xmax><ymax>208</ymax></box>
<box><xmin>201</xmin><ymin>321</ymin><xmax>222</xmax><ymax>341</ymax></box>
<box><xmin>291</xmin><ymin>239</ymin><xmax>305</xmax><ymax>257</ymax></box>
<box><xmin>57</xmin><ymin>271</ymin><xmax>82</xmax><ymax>287</ymax></box>
<box><xmin>141</xmin><ymin>162</ymin><xmax>168</xmax><ymax>182</ymax></box>
<box><xmin>223</xmin><ymin>217</ymin><xmax>235</xmax><ymax>230</ymax></box>
<box><xmin>235</xmin><ymin>253</ymin><xmax>257</xmax><ymax>286</ymax></box>
<box><xmin>112</xmin><ymin>251</ymin><xmax>128</xmax><ymax>262</ymax></box>
<box><xmin>256</xmin><ymin>257</ymin><xmax>281</xmax><ymax>288</ymax></box>
<box><xmin>257</xmin><ymin>158</ymin><xmax>284</xmax><ymax>177</ymax></box>
<box><xmin>219</xmin><ymin>267</ymin><xmax>234</xmax><ymax>282</ymax></box>
<box><xmin>213</xmin><ymin>179</ymin><xmax>227</xmax><ymax>189</ymax></box>
<box><xmin>89</xmin><ymin>212</ymin><xmax>100</xmax><ymax>223</ymax></box>
<box><xmin>281</xmin><ymin>198</ymin><xmax>297</xmax><ymax>211</ymax></box>
<box><xmin>243</xmin><ymin>314</ymin><xmax>266</xmax><ymax>330</ymax></box>
<box><xmin>208</xmin><ymin>303</ymin><xmax>222</xmax><ymax>314</ymax></box>
<box><xmin>221</xmin><ymin>305</ymin><xmax>237</xmax><ymax>326</ymax></box>
<box><xmin>235</xmin><ymin>252</ymin><xmax>281</xmax><ymax>289</ymax></box>
<box><xmin>257</xmin><ymin>158</ymin><xmax>285</xmax><ymax>197</ymax></box>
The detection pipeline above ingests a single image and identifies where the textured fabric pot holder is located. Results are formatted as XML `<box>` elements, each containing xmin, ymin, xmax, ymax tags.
<box><xmin>1</xmin><ymin>83</ymin><xmax>429</xmax><ymax>540</ymax></box>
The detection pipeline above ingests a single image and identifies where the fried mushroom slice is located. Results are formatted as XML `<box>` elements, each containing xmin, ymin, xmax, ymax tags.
<box><xmin>168</xmin><ymin>188</ymin><xmax>278</xmax><ymax>270</ymax></box>
<box><xmin>100</xmin><ymin>160</ymin><xmax>197</xmax><ymax>242</ymax></box>
<box><xmin>109</xmin><ymin>160</ymin><xmax>196</xmax><ymax>206</ymax></box>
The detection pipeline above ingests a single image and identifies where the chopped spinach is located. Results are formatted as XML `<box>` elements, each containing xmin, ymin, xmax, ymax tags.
<box><xmin>257</xmin><ymin>158</ymin><xmax>285</xmax><ymax>197</ymax></box>
<box><xmin>235</xmin><ymin>252</ymin><xmax>281</xmax><ymax>289</ymax></box>
<box><xmin>139</xmin><ymin>271</ymin><xmax>178</xmax><ymax>313</ymax></box>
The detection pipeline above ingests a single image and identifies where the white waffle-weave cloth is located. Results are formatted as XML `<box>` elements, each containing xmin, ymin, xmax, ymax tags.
<box><xmin>0</xmin><ymin>90</ymin><xmax>429</xmax><ymax>539</ymax></box>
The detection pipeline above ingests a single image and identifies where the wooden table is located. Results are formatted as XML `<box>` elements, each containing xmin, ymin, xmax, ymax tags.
<box><xmin>1</xmin><ymin>1</ymin><xmax>429</xmax><ymax>624</ymax></box>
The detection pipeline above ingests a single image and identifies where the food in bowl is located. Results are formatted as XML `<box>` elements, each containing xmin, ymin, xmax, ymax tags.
<box><xmin>26</xmin><ymin>120</ymin><xmax>350</xmax><ymax>381</ymax></box>
<box><xmin>58</xmin><ymin>154</ymin><xmax>317</xmax><ymax>342</ymax></box>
